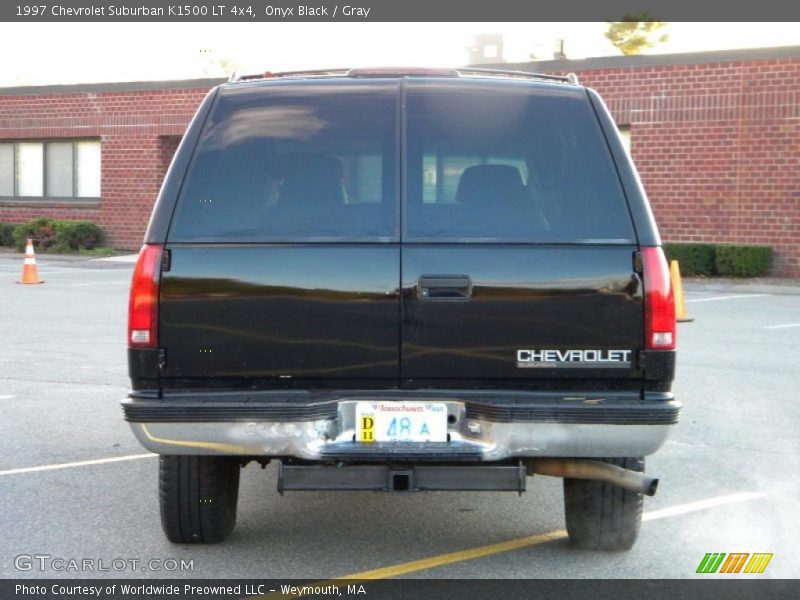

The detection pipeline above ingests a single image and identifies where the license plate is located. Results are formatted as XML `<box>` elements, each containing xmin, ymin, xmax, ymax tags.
<box><xmin>355</xmin><ymin>402</ymin><xmax>448</xmax><ymax>443</ymax></box>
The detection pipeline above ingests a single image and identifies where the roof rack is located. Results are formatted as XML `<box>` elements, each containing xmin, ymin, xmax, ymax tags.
<box><xmin>457</xmin><ymin>67</ymin><xmax>579</xmax><ymax>85</ymax></box>
<box><xmin>228</xmin><ymin>67</ymin><xmax>580</xmax><ymax>85</ymax></box>
<box><xmin>230</xmin><ymin>68</ymin><xmax>351</xmax><ymax>82</ymax></box>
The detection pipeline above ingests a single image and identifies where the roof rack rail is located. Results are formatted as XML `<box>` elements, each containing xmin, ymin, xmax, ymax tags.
<box><xmin>347</xmin><ymin>67</ymin><xmax>460</xmax><ymax>77</ymax></box>
<box><xmin>230</xmin><ymin>68</ymin><xmax>351</xmax><ymax>82</ymax></box>
<box><xmin>457</xmin><ymin>67</ymin><xmax>580</xmax><ymax>85</ymax></box>
<box><xmin>227</xmin><ymin>67</ymin><xmax>580</xmax><ymax>85</ymax></box>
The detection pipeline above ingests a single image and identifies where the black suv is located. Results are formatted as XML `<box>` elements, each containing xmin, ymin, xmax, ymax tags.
<box><xmin>123</xmin><ymin>67</ymin><xmax>679</xmax><ymax>550</ymax></box>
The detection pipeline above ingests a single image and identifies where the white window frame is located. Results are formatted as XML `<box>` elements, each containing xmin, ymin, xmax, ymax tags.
<box><xmin>0</xmin><ymin>139</ymin><xmax>101</xmax><ymax>200</ymax></box>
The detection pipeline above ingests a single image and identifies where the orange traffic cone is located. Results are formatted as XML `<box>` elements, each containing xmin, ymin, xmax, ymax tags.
<box><xmin>17</xmin><ymin>238</ymin><xmax>44</xmax><ymax>285</ymax></box>
<box><xmin>670</xmin><ymin>260</ymin><xmax>692</xmax><ymax>322</ymax></box>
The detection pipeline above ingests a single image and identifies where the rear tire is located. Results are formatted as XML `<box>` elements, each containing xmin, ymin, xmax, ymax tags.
<box><xmin>563</xmin><ymin>457</ymin><xmax>644</xmax><ymax>551</ymax></box>
<box><xmin>159</xmin><ymin>455</ymin><xmax>240</xmax><ymax>544</ymax></box>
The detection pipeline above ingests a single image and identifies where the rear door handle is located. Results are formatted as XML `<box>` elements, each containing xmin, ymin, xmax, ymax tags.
<box><xmin>418</xmin><ymin>275</ymin><xmax>472</xmax><ymax>300</ymax></box>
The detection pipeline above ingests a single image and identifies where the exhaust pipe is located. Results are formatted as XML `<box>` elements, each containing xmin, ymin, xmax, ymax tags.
<box><xmin>528</xmin><ymin>459</ymin><xmax>658</xmax><ymax>496</ymax></box>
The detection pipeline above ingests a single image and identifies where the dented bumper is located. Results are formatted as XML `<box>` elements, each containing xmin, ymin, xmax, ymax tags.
<box><xmin>123</xmin><ymin>392</ymin><xmax>680</xmax><ymax>460</ymax></box>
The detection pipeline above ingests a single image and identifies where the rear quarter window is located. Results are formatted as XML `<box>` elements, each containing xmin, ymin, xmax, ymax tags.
<box><xmin>168</xmin><ymin>80</ymin><xmax>398</xmax><ymax>242</ymax></box>
<box><xmin>405</xmin><ymin>80</ymin><xmax>635</xmax><ymax>243</ymax></box>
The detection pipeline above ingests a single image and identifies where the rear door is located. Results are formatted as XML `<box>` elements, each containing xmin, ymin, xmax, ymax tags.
<box><xmin>159</xmin><ymin>80</ymin><xmax>401</xmax><ymax>388</ymax></box>
<box><xmin>401</xmin><ymin>79</ymin><xmax>643</xmax><ymax>387</ymax></box>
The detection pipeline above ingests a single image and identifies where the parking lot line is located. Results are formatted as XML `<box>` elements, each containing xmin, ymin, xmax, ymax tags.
<box><xmin>339</xmin><ymin>530</ymin><xmax>569</xmax><ymax>580</ymax></box>
<box><xmin>686</xmin><ymin>294</ymin><xmax>769</xmax><ymax>303</ymax></box>
<box><xmin>0</xmin><ymin>453</ymin><xmax>155</xmax><ymax>476</ymax></box>
<box><xmin>248</xmin><ymin>491</ymin><xmax>766</xmax><ymax>598</ymax></box>
<box><xmin>336</xmin><ymin>491</ymin><xmax>764</xmax><ymax>580</ymax></box>
<box><xmin>640</xmin><ymin>491</ymin><xmax>763</xmax><ymax>521</ymax></box>
<box><xmin>764</xmin><ymin>323</ymin><xmax>800</xmax><ymax>330</ymax></box>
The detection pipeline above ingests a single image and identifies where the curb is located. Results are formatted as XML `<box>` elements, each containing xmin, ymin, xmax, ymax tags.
<box><xmin>684</xmin><ymin>280</ymin><xmax>800</xmax><ymax>297</ymax></box>
<box><xmin>0</xmin><ymin>251</ymin><xmax>134</xmax><ymax>270</ymax></box>
<box><xmin>0</xmin><ymin>250</ymin><xmax>134</xmax><ymax>263</ymax></box>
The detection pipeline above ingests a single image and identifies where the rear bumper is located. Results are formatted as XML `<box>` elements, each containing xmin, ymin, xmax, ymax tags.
<box><xmin>123</xmin><ymin>391</ymin><xmax>680</xmax><ymax>460</ymax></box>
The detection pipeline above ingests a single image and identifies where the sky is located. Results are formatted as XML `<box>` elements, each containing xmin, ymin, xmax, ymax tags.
<box><xmin>0</xmin><ymin>22</ymin><xmax>798</xmax><ymax>86</ymax></box>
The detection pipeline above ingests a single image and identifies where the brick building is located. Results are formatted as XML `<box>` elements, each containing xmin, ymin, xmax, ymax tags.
<box><xmin>1</xmin><ymin>46</ymin><xmax>798</xmax><ymax>275</ymax></box>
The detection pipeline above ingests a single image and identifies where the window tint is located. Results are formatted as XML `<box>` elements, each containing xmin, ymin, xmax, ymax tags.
<box><xmin>170</xmin><ymin>81</ymin><xmax>398</xmax><ymax>242</ymax></box>
<box><xmin>405</xmin><ymin>81</ymin><xmax>635</xmax><ymax>242</ymax></box>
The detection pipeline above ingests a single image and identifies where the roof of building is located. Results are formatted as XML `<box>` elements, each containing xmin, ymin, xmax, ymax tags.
<box><xmin>481</xmin><ymin>45</ymin><xmax>800</xmax><ymax>72</ymax></box>
<box><xmin>0</xmin><ymin>77</ymin><xmax>226</xmax><ymax>96</ymax></box>
<box><xmin>1</xmin><ymin>45</ymin><xmax>799</xmax><ymax>96</ymax></box>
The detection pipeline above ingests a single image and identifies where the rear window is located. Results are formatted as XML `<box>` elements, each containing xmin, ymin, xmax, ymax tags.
<box><xmin>169</xmin><ymin>81</ymin><xmax>398</xmax><ymax>242</ymax></box>
<box><xmin>405</xmin><ymin>80</ymin><xmax>635</xmax><ymax>243</ymax></box>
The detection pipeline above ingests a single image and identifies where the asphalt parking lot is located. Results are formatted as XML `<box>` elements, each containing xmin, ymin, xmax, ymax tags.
<box><xmin>1</xmin><ymin>252</ymin><xmax>798</xmax><ymax>580</ymax></box>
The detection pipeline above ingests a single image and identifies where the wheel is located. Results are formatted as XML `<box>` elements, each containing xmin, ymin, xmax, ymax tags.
<box><xmin>563</xmin><ymin>457</ymin><xmax>644</xmax><ymax>551</ymax></box>
<box><xmin>159</xmin><ymin>455</ymin><xmax>241</xmax><ymax>543</ymax></box>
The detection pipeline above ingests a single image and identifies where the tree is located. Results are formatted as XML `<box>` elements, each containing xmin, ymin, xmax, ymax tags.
<box><xmin>605</xmin><ymin>14</ymin><xmax>669</xmax><ymax>56</ymax></box>
<box><xmin>198</xmin><ymin>48</ymin><xmax>240</xmax><ymax>78</ymax></box>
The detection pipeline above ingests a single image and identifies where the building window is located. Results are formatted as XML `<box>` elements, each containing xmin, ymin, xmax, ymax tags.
<box><xmin>0</xmin><ymin>144</ymin><xmax>14</xmax><ymax>196</ymax></box>
<box><xmin>76</xmin><ymin>141</ymin><xmax>101</xmax><ymax>197</ymax></box>
<box><xmin>0</xmin><ymin>140</ymin><xmax>101</xmax><ymax>199</ymax></box>
<box><xmin>16</xmin><ymin>143</ymin><xmax>44</xmax><ymax>196</ymax></box>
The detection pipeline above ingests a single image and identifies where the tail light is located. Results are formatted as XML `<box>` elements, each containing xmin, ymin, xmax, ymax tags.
<box><xmin>642</xmin><ymin>247</ymin><xmax>676</xmax><ymax>350</ymax></box>
<box><xmin>128</xmin><ymin>244</ymin><xmax>163</xmax><ymax>348</ymax></box>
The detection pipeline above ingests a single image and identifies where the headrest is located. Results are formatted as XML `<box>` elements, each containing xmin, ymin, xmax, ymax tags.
<box><xmin>277</xmin><ymin>152</ymin><xmax>345</xmax><ymax>207</ymax></box>
<box><xmin>455</xmin><ymin>164</ymin><xmax>524</xmax><ymax>205</ymax></box>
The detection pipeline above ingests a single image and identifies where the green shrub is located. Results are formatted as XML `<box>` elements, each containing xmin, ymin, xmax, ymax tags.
<box><xmin>13</xmin><ymin>217</ymin><xmax>60</xmax><ymax>251</ymax></box>
<box><xmin>0</xmin><ymin>222</ymin><xmax>16</xmax><ymax>247</ymax></box>
<box><xmin>663</xmin><ymin>242</ymin><xmax>773</xmax><ymax>277</ymax></box>
<box><xmin>12</xmin><ymin>218</ymin><xmax>105</xmax><ymax>252</ymax></box>
<box><xmin>715</xmin><ymin>245</ymin><xmax>772</xmax><ymax>277</ymax></box>
<box><xmin>663</xmin><ymin>243</ymin><xmax>716</xmax><ymax>276</ymax></box>
<box><xmin>56</xmin><ymin>220</ymin><xmax>104</xmax><ymax>250</ymax></box>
